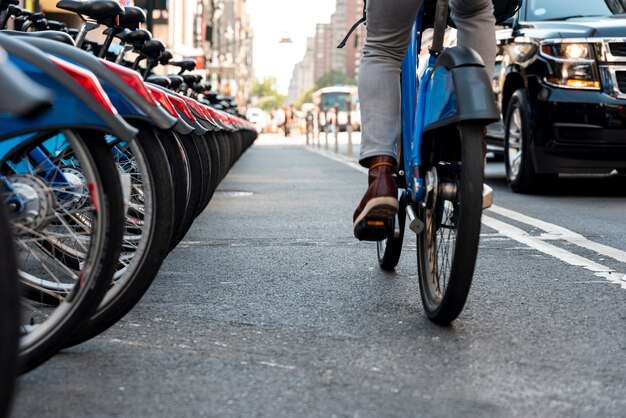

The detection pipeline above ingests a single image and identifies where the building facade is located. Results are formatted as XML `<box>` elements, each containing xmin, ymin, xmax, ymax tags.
<box><xmin>207</xmin><ymin>0</ymin><xmax>254</xmax><ymax>106</ymax></box>
<box><xmin>37</xmin><ymin>0</ymin><xmax>254</xmax><ymax>107</ymax></box>
<box><xmin>288</xmin><ymin>0</ymin><xmax>365</xmax><ymax>105</ymax></box>
<box><xmin>287</xmin><ymin>37</ymin><xmax>315</xmax><ymax>104</ymax></box>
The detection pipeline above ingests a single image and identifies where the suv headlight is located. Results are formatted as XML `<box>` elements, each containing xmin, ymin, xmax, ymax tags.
<box><xmin>540</xmin><ymin>42</ymin><xmax>600</xmax><ymax>90</ymax></box>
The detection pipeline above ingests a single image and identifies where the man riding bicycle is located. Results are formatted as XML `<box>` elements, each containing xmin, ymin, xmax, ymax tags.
<box><xmin>353</xmin><ymin>0</ymin><xmax>496</xmax><ymax>241</ymax></box>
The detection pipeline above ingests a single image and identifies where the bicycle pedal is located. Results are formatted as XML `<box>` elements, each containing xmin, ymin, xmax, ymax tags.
<box><xmin>405</xmin><ymin>204</ymin><xmax>424</xmax><ymax>234</ymax></box>
<box><xmin>354</xmin><ymin>218</ymin><xmax>391</xmax><ymax>242</ymax></box>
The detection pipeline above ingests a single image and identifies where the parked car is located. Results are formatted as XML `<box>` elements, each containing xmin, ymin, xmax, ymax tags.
<box><xmin>487</xmin><ymin>0</ymin><xmax>626</xmax><ymax>192</ymax></box>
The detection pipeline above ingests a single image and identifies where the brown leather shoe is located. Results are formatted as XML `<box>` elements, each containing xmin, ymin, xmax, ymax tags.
<box><xmin>353</xmin><ymin>156</ymin><xmax>399</xmax><ymax>241</ymax></box>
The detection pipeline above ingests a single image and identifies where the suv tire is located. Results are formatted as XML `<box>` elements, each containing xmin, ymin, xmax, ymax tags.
<box><xmin>504</xmin><ymin>89</ymin><xmax>549</xmax><ymax>193</ymax></box>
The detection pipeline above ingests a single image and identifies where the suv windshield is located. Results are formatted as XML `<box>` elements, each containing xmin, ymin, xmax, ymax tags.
<box><xmin>525</xmin><ymin>0</ymin><xmax>626</xmax><ymax>21</ymax></box>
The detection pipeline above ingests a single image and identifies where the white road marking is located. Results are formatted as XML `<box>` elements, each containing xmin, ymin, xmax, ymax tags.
<box><xmin>257</xmin><ymin>361</ymin><xmax>296</xmax><ymax>370</ymax></box>
<box><xmin>488</xmin><ymin>205</ymin><xmax>626</xmax><ymax>264</ymax></box>
<box><xmin>483</xmin><ymin>215</ymin><xmax>626</xmax><ymax>290</ymax></box>
<box><xmin>305</xmin><ymin>146</ymin><xmax>367</xmax><ymax>173</ymax></box>
<box><xmin>307</xmin><ymin>145</ymin><xmax>626</xmax><ymax>290</ymax></box>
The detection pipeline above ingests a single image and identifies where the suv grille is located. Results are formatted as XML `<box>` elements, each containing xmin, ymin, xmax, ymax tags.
<box><xmin>616</xmin><ymin>71</ymin><xmax>626</xmax><ymax>93</ymax></box>
<box><xmin>609</xmin><ymin>42</ymin><xmax>626</xmax><ymax>57</ymax></box>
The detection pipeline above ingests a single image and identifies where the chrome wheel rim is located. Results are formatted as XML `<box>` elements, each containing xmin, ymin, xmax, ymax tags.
<box><xmin>507</xmin><ymin>107</ymin><xmax>523</xmax><ymax>180</ymax></box>
<box><xmin>10</xmin><ymin>130</ymin><xmax>105</xmax><ymax>350</ymax></box>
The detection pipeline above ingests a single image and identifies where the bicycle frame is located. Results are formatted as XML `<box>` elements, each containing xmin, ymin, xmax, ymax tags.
<box><xmin>401</xmin><ymin>15</ymin><xmax>425</xmax><ymax>203</ymax></box>
<box><xmin>400</xmin><ymin>1</ymin><xmax>499</xmax><ymax>205</ymax></box>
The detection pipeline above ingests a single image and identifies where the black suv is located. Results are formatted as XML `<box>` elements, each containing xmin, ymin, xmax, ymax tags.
<box><xmin>487</xmin><ymin>0</ymin><xmax>626</xmax><ymax>192</ymax></box>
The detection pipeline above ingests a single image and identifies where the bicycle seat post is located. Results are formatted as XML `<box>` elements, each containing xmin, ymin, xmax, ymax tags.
<box><xmin>115</xmin><ymin>43</ymin><xmax>133</xmax><ymax>64</ymax></box>
<box><xmin>74</xmin><ymin>21</ymin><xmax>100</xmax><ymax>48</ymax></box>
<box><xmin>430</xmin><ymin>0</ymin><xmax>449</xmax><ymax>56</ymax></box>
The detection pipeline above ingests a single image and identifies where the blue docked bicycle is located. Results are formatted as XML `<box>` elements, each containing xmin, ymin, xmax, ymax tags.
<box><xmin>375</xmin><ymin>0</ymin><xmax>499</xmax><ymax>324</ymax></box>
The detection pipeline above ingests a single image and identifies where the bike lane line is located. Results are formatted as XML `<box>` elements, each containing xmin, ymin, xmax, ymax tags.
<box><xmin>305</xmin><ymin>145</ymin><xmax>626</xmax><ymax>290</ymax></box>
<box><xmin>483</xmin><ymin>215</ymin><xmax>626</xmax><ymax>290</ymax></box>
<box><xmin>305</xmin><ymin>146</ymin><xmax>367</xmax><ymax>173</ymax></box>
<box><xmin>488</xmin><ymin>205</ymin><xmax>626</xmax><ymax>265</ymax></box>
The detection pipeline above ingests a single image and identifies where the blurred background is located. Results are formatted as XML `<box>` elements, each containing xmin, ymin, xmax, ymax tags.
<box><xmin>22</xmin><ymin>0</ymin><xmax>366</xmax><ymax>133</ymax></box>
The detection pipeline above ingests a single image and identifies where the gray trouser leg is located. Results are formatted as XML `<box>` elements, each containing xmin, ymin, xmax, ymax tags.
<box><xmin>358</xmin><ymin>0</ymin><xmax>495</xmax><ymax>166</ymax></box>
<box><xmin>450</xmin><ymin>0</ymin><xmax>496</xmax><ymax>78</ymax></box>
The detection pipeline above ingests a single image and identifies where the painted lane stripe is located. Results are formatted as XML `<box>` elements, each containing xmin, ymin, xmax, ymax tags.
<box><xmin>305</xmin><ymin>145</ymin><xmax>626</xmax><ymax>289</ymax></box>
<box><xmin>488</xmin><ymin>205</ymin><xmax>626</xmax><ymax>265</ymax></box>
<box><xmin>483</xmin><ymin>215</ymin><xmax>626</xmax><ymax>290</ymax></box>
<box><xmin>304</xmin><ymin>146</ymin><xmax>367</xmax><ymax>173</ymax></box>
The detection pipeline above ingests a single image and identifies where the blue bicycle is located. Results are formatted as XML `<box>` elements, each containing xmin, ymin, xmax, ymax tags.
<box><xmin>376</xmin><ymin>0</ymin><xmax>499</xmax><ymax>324</ymax></box>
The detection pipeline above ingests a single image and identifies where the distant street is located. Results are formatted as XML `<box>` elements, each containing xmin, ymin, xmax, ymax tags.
<box><xmin>12</xmin><ymin>133</ymin><xmax>626</xmax><ymax>417</ymax></box>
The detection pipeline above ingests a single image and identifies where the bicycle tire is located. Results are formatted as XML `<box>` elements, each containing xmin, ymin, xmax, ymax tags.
<box><xmin>11</xmin><ymin>129</ymin><xmax>123</xmax><ymax>373</ymax></box>
<box><xmin>377</xmin><ymin>194</ymin><xmax>406</xmax><ymax>271</ymax></box>
<box><xmin>155</xmin><ymin>127</ymin><xmax>191</xmax><ymax>246</ymax></box>
<box><xmin>416</xmin><ymin>124</ymin><xmax>483</xmax><ymax>325</ymax></box>
<box><xmin>62</xmin><ymin>123</ymin><xmax>174</xmax><ymax>348</ymax></box>
<box><xmin>191</xmin><ymin>133</ymin><xmax>212</xmax><ymax>218</ymax></box>
<box><xmin>230</xmin><ymin>132</ymin><xmax>242</xmax><ymax>167</ymax></box>
<box><xmin>202</xmin><ymin>132</ymin><xmax>221</xmax><ymax>210</ymax></box>
<box><xmin>169</xmin><ymin>133</ymin><xmax>204</xmax><ymax>248</ymax></box>
<box><xmin>216</xmin><ymin>132</ymin><xmax>231</xmax><ymax>182</ymax></box>
<box><xmin>0</xmin><ymin>202</ymin><xmax>19</xmax><ymax>418</ymax></box>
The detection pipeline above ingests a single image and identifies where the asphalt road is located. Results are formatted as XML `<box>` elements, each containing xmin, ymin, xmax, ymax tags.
<box><xmin>11</xmin><ymin>134</ymin><xmax>626</xmax><ymax>417</ymax></box>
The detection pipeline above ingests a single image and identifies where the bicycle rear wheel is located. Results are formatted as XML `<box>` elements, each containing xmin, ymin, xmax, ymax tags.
<box><xmin>416</xmin><ymin>124</ymin><xmax>483</xmax><ymax>325</ymax></box>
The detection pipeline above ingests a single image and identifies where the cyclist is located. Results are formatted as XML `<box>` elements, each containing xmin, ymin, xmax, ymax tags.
<box><xmin>353</xmin><ymin>0</ymin><xmax>496</xmax><ymax>241</ymax></box>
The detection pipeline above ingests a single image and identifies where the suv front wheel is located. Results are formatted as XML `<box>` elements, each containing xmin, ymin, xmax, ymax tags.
<box><xmin>504</xmin><ymin>89</ymin><xmax>545</xmax><ymax>193</ymax></box>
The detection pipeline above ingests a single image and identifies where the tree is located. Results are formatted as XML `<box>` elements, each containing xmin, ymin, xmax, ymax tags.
<box><xmin>252</xmin><ymin>76</ymin><xmax>279</xmax><ymax>97</ymax></box>
<box><xmin>251</xmin><ymin>77</ymin><xmax>285</xmax><ymax>112</ymax></box>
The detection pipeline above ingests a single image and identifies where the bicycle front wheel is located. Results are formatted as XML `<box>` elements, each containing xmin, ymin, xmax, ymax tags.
<box><xmin>5</xmin><ymin>129</ymin><xmax>124</xmax><ymax>373</ymax></box>
<box><xmin>416</xmin><ymin>124</ymin><xmax>483</xmax><ymax>325</ymax></box>
<box><xmin>62</xmin><ymin>124</ymin><xmax>174</xmax><ymax>348</ymax></box>
<box><xmin>0</xmin><ymin>202</ymin><xmax>19</xmax><ymax>417</ymax></box>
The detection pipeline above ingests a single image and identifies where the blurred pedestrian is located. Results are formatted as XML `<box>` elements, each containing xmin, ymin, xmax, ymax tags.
<box><xmin>284</xmin><ymin>106</ymin><xmax>292</xmax><ymax>137</ymax></box>
<box><xmin>274</xmin><ymin>107</ymin><xmax>286</xmax><ymax>136</ymax></box>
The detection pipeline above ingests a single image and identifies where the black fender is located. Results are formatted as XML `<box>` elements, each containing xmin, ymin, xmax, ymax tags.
<box><xmin>173</xmin><ymin>119</ymin><xmax>195</xmax><ymax>135</ymax></box>
<box><xmin>424</xmin><ymin>46</ymin><xmax>500</xmax><ymax>132</ymax></box>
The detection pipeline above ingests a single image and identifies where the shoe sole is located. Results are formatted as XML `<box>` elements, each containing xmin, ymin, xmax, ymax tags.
<box><xmin>353</xmin><ymin>197</ymin><xmax>399</xmax><ymax>241</ymax></box>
